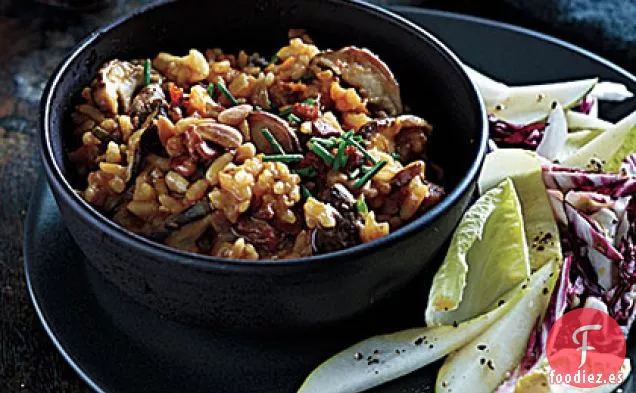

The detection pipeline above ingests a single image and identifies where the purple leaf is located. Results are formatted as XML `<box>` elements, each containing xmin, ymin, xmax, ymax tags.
<box><xmin>489</xmin><ymin>116</ymin><xmax>546</xmax><ymax>149</ymax></box>
<box><xmin>564</xmin><ymin>202</ymin><xmax>623</xmax><ymax>262</ymax></box>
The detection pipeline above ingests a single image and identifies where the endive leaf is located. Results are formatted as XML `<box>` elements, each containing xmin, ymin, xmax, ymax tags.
<box><xmin>558</xmin><ymin>129</ymin><xmax>604</xmax><ymax>162</ymax></box>
<box><xmin>566</xmin><ymin>110</ymin><xmax>613</xmax><ymax>131</ymax></box>
<box><xmin>478</xmin><ymin>149</ymin><xmax>562</xmax><ymax>270</ymax></box>
<box><xmin>589</xmin><ymin>81</ymin><xmax>634</xmax><ymax>101</ymax></box>
<box><xmin>425</xmin><ymin>179</ymin><xmax>529</xmax><ymax>317</ymax></box>
<box><xmin>425</xmin><ymin>179</ymin><xmax>529</xmax><ymax>326</ymax></box>
<box><xmin>487</xmin><ymin>78</ymin><xmax>597</xmax><ymax>125</ymax></box>
<box><xmin>563</xmin><ymin>110</ymin><xmax>636</xmax><ymax>170</ymax></box>
<box><xmin>463</xmin><ymin>65</ymin><xmax>510</xmax><ymax>108</ymax></box>
<box><xmin>297</xmin><ymin>285</ymin><xmax>523</xmax><ymax>393</ymax></box>
<box><xmin>436</xmin><ymin>262</ymin><xmax>559</xmax><ymax>393</ymax></box>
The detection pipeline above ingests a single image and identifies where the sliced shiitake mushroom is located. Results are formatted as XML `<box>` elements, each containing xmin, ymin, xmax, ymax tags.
<box><xmin>248</xmin><ymin>111</ymin><xmax>300</xmax><ymax>153</ymax></box>
<box><xmin>312</xmin><ymin>46</ymin><xmax>403</xmax><ymax>116</ymax></box>
<box><xmin>124</xmin><ymin>107</ymin><xmax>165</xmax><ymax>184</ymax></box>
<box><xmin>165</xmin><ymin>200</ymin><xmax>211</xmax><ymax>229</ymax></box>
<box><xmin>91</xmin><ymin>126</ymin><xmax>117</xmax><ymax>143</ymax></box>
<box><xmin>397</xmin><ymin>114</ymin><xmax>432</xmax><ymax>131</ymax></box>
<box><xmin>394</xmin><ymin>115</ymin><xmax>433</xmax><ymax>163</ymax></box>
<box><xmin>164</xmin><ymin>216</ymin><xmax>212</xmax><ymax>251</ymax></box>
<box><xmin>124</xmin><ymin>128</ymin><xmax>148</xmax><ymax>183</ymax></box>
<box><xmin>91</xmin><ymin>60</ymin><xmax>144</xmax><ymax>115</ymax></box>
<box><xmin>358</xmin><ymin>117</ymin><xmax>395</xmax><ymax>138</ymax></box>
<box><xmin>250</xmin><ymin>80</ymin><xmax>272</xmax><ymax>110</ymax></box>
<box><xmin>390</xmin><ymin>161</ymin><xmax>424</xmax><ymax>189</ymax></box>
<box><xmin>420</xmin><ymin>181</ymin><xmax>445</xmax><ymax>212</ymax></box>
<box><xmin>359</xmin><ymin>114</ymin><xmax>431</xmax><ymax>135</ymax></box>
<box><xmin>311</xmin><ymin>184</ymin><xmax>362</xmax><ymax>254</ymax></box>
<box><xmin>318</xmin><ymin>183</ymin><xmax>356</xmax><ymax>212</ymax></box>
<box><xmin>359</xmin><ymin>114</ymin><xmax>432</xmax><ymax>162</ymax></box>
<box><xmin>311</xmin><ymin>212</ymin><xmax>361</xmax><ymax>254</ymax></box>
<box><xmin>130</xmin><ymin>83</ymin><xmax>166</xmax><ymax>127</ymax></box>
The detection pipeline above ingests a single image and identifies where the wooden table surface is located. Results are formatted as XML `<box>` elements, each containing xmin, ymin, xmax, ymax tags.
<box><xmin>0</xmin><ymin>0</ymin><xmax>633</xmax><ymax>392</ymax></box>
<box><xmin>0</xmin><ymin>2</ymin><xmax>154</xmax><ymax>391</ymax></box>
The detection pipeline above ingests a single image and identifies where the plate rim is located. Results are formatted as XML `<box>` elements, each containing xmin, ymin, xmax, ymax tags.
<box><xmin>25</xmin><ymin>7</ymin><xmax>636</xmax><ymax>393</ymax></box>
<box><xmin>23</xmin><ymin>178</ymin><xmax>108</xmax><ymax>393</ymax></box>
<box><xmin>393</xmin><ymin>6</ymin><xmax>636</xmax><ymax>84</ymax></box>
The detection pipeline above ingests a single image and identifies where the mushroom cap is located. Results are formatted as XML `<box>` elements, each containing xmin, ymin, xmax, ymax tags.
<box><xmin>248</xmin><ymin>111</ymin><xmax>301</xmax><ymax>153</ymax></box>
<box><xmin>312</xmin><ymin>46</ymin><xmax>403</xmax><ymax>116</ymax></box>
<box><xmin>91</xmin><ymin>60</ymin><xmax>145</xmax><ymax>115</ymax></box>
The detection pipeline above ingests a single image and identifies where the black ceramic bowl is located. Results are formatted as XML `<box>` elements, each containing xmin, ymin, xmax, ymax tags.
<box><xmin>39</xmin><ymin>0</ymin><xmax>487</xmax><ymax>331</ymax></box>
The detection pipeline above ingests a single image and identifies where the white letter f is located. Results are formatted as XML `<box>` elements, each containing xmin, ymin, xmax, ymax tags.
<box><xmin>572</xmin><ymin>324</ymin><xmax>602</xmax><ymax>368</ymax></box>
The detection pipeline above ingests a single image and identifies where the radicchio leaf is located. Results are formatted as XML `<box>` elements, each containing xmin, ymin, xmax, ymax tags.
<box><xmin>523</xmin><ymin>253</ymin><xmax>572</xmax><ymax>372</ymax></box>
<box><xmin>587</xmin><ymin>248</ymin><xmax>615</xmax><ymax>290</ymax></box>
<box><xmin>489</xmin><ymin>116</ymin><xmax>546</xmax><ymax>149</ymax></box>
<box><xmin>564</xmin><ymin>201</ymin><xmax>623</xmax><ymax>262</ymax></box>
<box><xmin>564</xmin><ymin>191</ymin><xmax>615</xmax><ymax>214</ymax></box>
<box><xmin>578</xmin><ymin>95</ymin><xmax>598</xmax><ymax>117</ymax></box>
<box><xmin>605</xmin><ymin>198</ymin><xmax>636</xmax><ymax>334</ymax></box>
<box><xmin>549</xmin><ymin>164</ymin><xmax>636</xmax><ymax>335</ymax></box>
<box><xmin>543</xmin><ymin>163</ymin><xmax>636</xmax><ymax>198</ymax></box>
<box><xmin>620</xmin><ymin>153</ymin><xmax>636</xmax><ymax>176</ymax></box>
<box><xmin>546</xmin><ymin>189</ymin><xmax>567</xmax><ymax>226</ymax></box>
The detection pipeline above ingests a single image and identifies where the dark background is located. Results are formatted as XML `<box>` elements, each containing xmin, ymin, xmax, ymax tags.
<box><xmin>0</xmin><ymin>0</ymin><xmax>634</xmax><ymax>392</ymax></box>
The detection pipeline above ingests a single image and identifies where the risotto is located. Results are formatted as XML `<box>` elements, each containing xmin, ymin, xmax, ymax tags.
<box><xmin>66</xmin><ymin>30</ymin><xmax>445</xmax><ymax>260</ymax></box>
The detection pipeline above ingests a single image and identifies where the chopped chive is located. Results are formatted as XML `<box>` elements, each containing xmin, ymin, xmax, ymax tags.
<box><xmin>301</xmin><ymin>184</ymin><xmax>312</xmax><ymax>199</ymax></box>
<box><xmin>92</xmin><ymin>126</ymin><xmax>114</xmax><ymax>142</ymax></box>
<box><xmin>287</xmin><ymin>113</ymin><xmax>301</xmax><ymax>124</ymax></box>
<box><xmin>332</xmin><ymin>139</ymin><xmax>348</xmax><ymax>172</ymax></box>
<box><xmin>348</xmin><ymin>168</ymin><xmax>360</xmax><ymax>180</ymax></box>
<box><xmin>207</xmin><ymin>83</ymin><xmax>215</xmax><ymax>98</ymax></box>
<box><xmin>310</xmin><ymin>137</ymin><xmax>330</xmax><ymax>145</ymax></box>
<box><xmin>295</xmin><ymin>167</ymin><xmax>317</xmax><ymax>178</ymax></box>
<box><xmin>279</xmin><ymin>106</ymin><xmax>293</xmax><ymax>117</ymax></box>
<box><xmin>309</xmin><ymin>142</ymin><xmax>335</xmax><ymax>166</ymax></box>
<box><xmin>353</xmin><ymin>160</ymin><xmax>387</xmax><ymax>189</ymax></box>
<box><xmin>261</xmin><ymin>154</ymin><xmax>304</xmax><ymax>163</ymax></box>
<box><xmin>261</xmin><ymin>128</ymin><xmax>284</xmax><ymax>154</ymax></box>
<box><xmin>216</xmin><ymin>82</ymin><xmax>239</xmax><ymax>106</ymax></box>
<box><xmin>302</xmin><ymin>98</ymin><xmax>317</xmax><ymax>105</ymax></box>
<box><xmin>344</xmin><ymin>135</ymin><xmax>377</xmax><ymax>165</ymax></box>
<box><xmin>352</xmin><ymin>134</ymin><xmax>365</xmax><ymax>143</ymax></box>
<box><xmin>356</xmin><ymin>197</ymin><xmax>368</xmax><ymax>214</ymax></box>
<box><xmin>340</xmin><ymin>150</ymin><xmax>350</xmax><ymax>169</ymax></box>
<box><xmin>391</xmin><ymin>152</ymin><xmax>401</xmax><ymax>160</ymax></box>
<box><xmin>361</xmin><ymin>165</ymin><xmax>373</xmax><ymax>173</ymax></box>
<box><xmin>270</xmin><ymin>54</ymin><xmax>279</xmax><ymax>64</ymax></box>
<box><xmin>310</xmin><ymin>137</ymin><xmax>338</xmax><ymax>149</ymax></box>
<box><xmin>143</xmin><ymin>58</ymin><xmax>151</xmax><ymax>86</ymax></box>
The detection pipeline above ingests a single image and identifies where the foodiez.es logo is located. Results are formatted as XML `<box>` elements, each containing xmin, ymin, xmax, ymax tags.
<box><xmin>546</xmin><ymin>308</ymin><xmax>626</xmax><ymax>388</ymax></box>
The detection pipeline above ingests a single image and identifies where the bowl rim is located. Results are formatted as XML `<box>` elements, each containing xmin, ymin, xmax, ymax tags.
<box><xmin>39</xmin><ymin>0</ymin><xmax>488</xmax><ymax>270</ymax></box>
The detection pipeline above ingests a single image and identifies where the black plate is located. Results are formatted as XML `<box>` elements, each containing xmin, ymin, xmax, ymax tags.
<box><xmin>25</xmin><ymin>8</ymin><xmax>636</xmax><ymax>393</ymax></box>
